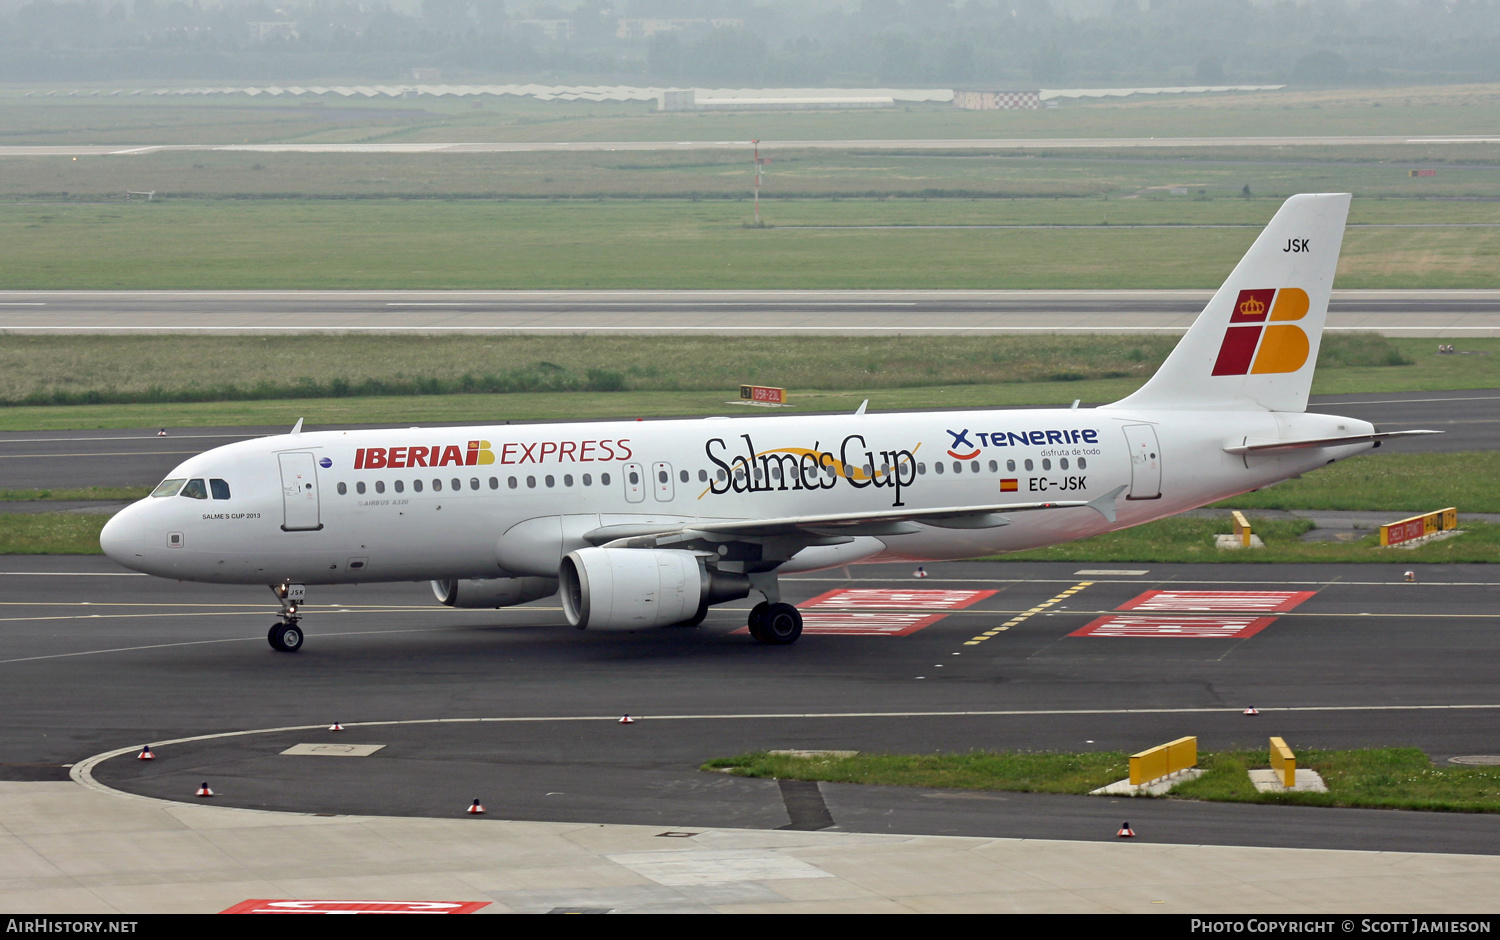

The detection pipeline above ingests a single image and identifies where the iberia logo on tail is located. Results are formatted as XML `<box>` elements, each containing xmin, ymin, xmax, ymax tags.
<box><xmin>1211</xmin><ymin>288</ymin><xmax>1311</xmax><ymax>376</ymax></box>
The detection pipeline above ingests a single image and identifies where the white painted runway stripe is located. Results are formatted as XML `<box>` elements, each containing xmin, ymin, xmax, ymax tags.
<box><xmin>1072</xmin><ymin>614</ymin><xmax>1275</xmax><ymax>638</ymax></box>
<box><xmin>1117</xmin><ymin>590</ymin><xmax>1316</xmax><ymax>613</ymax></box>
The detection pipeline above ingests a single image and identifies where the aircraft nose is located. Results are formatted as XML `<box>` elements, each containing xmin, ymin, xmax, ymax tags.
<box><xmin>99</xmin><ymin>505</ymin><xmax>146</xmax><ymax>568</ymax></box>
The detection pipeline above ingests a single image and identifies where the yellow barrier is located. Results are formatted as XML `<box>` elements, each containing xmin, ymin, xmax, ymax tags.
<box><xmin>1270</xmin><ymin>736</ymin><xmax>1296</xmax><ymax>788</ymax></box>
<box><xmin>1381</xmin><ymin>507</ymin><xmax>1457</xmax><ymax>547</ymax></box>
<box><xmin>1232</xmin><ymin>511</ymin><xmax>1252</xmax><ymax>548</ymax></box>
<box><xmin>1129</xmin><ymin>736</ymin><xmax>1197</xmax><ymax>786</ymax></box>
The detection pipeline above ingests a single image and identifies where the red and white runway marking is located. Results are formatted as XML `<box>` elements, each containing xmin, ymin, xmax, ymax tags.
<box><xmin>1115</xmin><ymin>590</ymin><xmax>1316</xmax><ymax>613</ymax></box>
<box><xmin>800</xmin><ymin>589</ymin><xmax>997</xmax><ymax>610</ymax></box>
<box><xmin>788</xmin><ymin>589</ymin><xmax>997</xmax><ymax>637</ymax></box>
<box><xmin>1070</xmin><ymin>615</ymin><xmax>1277</xmax><ymax>638</ymax></box>
<box><xmin>221</xmin><ymin>900</ymin><xmax>490</xmax><ymax>914</ymax></box>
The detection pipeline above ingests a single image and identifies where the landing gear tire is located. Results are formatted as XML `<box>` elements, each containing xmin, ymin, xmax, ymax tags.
<box><xmin>268</xmin><ymin>622</ymin><xmax>304</xmax><ymax>653</ymax></box>
<box><xmin>748</xmin><ymin>602</ymin><xmax>802</xmax><ymax>645</ymax></box>
<box><xmin>747</xmin><ymin>601</ymin><xmax>769</xmax><ymax>633</ymax></box>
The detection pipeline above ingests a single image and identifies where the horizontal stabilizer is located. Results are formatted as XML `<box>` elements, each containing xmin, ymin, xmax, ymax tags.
<box><xmin>1223</xmin><ymin>430</ymin><xmax>1440</xmax><ymax>456</ymax></box>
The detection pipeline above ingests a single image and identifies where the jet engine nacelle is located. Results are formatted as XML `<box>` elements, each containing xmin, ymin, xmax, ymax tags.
<box><xmin>431</xmin><ymin>576</ymin><xmax>558</xmax><ymax>609</ymax></box>
<box><xmin>558</xmin><ymin>547</ymin><xmax>749</xmax><ymax>631</ymax></box>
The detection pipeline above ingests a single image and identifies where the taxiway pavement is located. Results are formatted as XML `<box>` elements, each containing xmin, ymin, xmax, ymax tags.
<box><xmin>4</xmin><ymin>557</ymin><xmax>1500</xmax><ymax>911</ymax></box>
<box><xmin>2</xmin><ymin>289</ymin><xmax>1500</xmax><ymax>335</ymax></box>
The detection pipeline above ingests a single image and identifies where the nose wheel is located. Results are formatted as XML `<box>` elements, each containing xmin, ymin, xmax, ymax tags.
<box><xmin>268</xmin><ymin>621</ymin><xmax>304</xmax><ymax>653</ymax></box>
<box><xmin>268</xmin><ymin>582</ymin><xmax>307</xmax><ymax>653</ymax></box>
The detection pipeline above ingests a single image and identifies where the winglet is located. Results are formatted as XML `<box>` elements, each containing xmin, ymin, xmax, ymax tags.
<box><xmin>290</xmin><ymin>418</ymin><xmax>304</xmax><ymax>436</ymax></box>
<box><xmin>1087</xmin><ymin>485</ymin><xmax>1127</xmax><ymax>524</ymax></box>
<box><xmin>855</xmin><ymin>400</ymin><xmax>868</xmax><ymax>416</ymax></box>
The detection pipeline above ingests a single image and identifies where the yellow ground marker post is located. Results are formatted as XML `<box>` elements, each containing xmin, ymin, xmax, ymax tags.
<box><xmin>1128</xmin><ymin>736</ymin><xmax>1198</xmax><ymax>786</ymax></box>
<box><xmin>1232</xmin><ymin>511</ymin><xmax>1253</xmax><ymax>548</ymax></box>
<box><xmin>1270</xmin><ymin>736</ymin><xmax>1296</xmax><ymax>788</ymax></box>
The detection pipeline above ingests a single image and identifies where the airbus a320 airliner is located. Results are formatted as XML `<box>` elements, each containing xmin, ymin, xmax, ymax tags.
<box><xmin>101</xmin><ymin>193</ymin><xmax>1432</xmax><ymax>652</ymax></box>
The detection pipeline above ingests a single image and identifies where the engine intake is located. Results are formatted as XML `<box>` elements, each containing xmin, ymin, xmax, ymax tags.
<box><xmin>559</xmin><ymin>547</ymin><xmax>749</xmax><ymax>631</ymax></box>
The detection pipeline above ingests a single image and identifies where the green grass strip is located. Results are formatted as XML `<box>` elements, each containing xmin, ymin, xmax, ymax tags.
<box><xmin>708</xmin><ymin>747</ymin><xmax>1500</xmax><ymax>812</ymax></box>
<box><xmin>996</xmin><ymin>519</ymin><xmax>1500</xmax><ymax>564</ymax></box>
<box><xmin>0</xmin><ymin>512</ymin><xmax>110</xmax><ymax>554</ymax></box>
<box><xmin>0</xmin><ymin>487</ymin><xmax>150</xmax><ymax>502</ymax></box>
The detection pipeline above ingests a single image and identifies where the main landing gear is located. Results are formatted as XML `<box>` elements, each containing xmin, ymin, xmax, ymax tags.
<box><xmin>268</xmin><ymin>582</ymin><xmax>306</xmax><ymax>653</ymax></box>
<box><xmin>747</xmin><ymin>600</ymin><xmax>802</xmax><ymax>645</ymax></box>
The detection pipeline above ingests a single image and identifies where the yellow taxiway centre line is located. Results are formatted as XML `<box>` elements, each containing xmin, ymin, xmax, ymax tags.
<box><xmin>964</xmin><ymin>581</ymin><xmax>1093</xmax><ymax>646</ymax></box>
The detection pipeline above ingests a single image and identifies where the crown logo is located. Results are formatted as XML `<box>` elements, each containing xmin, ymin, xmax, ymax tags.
<box><xmin>1238</xmin><ymin>295</ymin><xmax>1265</xmax><ymax>318</ymax></box>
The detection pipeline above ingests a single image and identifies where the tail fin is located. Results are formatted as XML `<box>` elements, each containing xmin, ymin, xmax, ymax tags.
<box><xmin>1103</xmin><ymin>192</ymin><xmax>1351</xmax><ymax>413</ymax></box>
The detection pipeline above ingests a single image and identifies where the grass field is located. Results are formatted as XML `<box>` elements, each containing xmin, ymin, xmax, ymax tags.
<box><xmin>2</xmin><ymin>198</ymin><xmax>1499</xmax><ymax>289</ymax></box>
<box><xmin>998</xmin><ymin>518</ymin><xmax>1500</xmax><ymax>563</ymax></box>
<box><xmin>2</xmin><ymin>335</ymin><xmax>1492</xmax><ymax>430</ymax></box>
<box><xmin>0</xmin><ymin>333</ymin><xmax>1429</xmax><ymax>406</ymax></box>
<box><xmin>5</xmin><ymin>146</ymin><xmax>1499</xmax><ymax>202</ymax></box>
<box><xmin>706</xmin><ymin>746</ymin><xmax>1500</xmax><ymax>812</ymax></box>
<box><xmin>3</xmin><ymin>85</ymin><xmax>1499</xmax><ymax>290</ymax></box>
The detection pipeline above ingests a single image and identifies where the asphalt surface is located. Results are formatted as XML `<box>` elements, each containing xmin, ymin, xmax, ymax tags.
<box><xmin>1</xmin><ymin>388</ymin><xmax>1495</xmax><ymax>867</ymax></box>
<box><xmin>0</xmin><ymin>389</ymin><xmax>1487</xmax><ymax>492</ymax></box>
<box><xmin>3</xmin><ymin>289</ymin><xmax>1500</xmax><ymax>335</ymax></box>
<box><xmin>5</xmin><ymin>556</ymin><xmax>1500</xmax><ymax>856</ymax></box>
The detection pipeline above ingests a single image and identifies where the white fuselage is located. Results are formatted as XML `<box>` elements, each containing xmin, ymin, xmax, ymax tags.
<box><xmin>100</xmin><ymin>406</ymin><xmax>1374</xmax><ymax>587</ymax></box>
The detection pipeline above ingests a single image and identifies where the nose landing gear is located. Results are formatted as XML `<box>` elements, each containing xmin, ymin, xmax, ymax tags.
<box><xmin>268</xmin><ymin>583</ymin><xmax>306</xmax><ymax>653</ymax></box>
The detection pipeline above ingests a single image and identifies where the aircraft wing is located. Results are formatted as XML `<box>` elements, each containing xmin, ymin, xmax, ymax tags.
<box><xmin>585</xmin><ymin>485</ymin><xmax>1127</xmax><ymax>545</ymax></box>
<box><xmin>1223</xmin><ymin>430</ymin><xmax>1440</xmax><ymax>456</ymax></box>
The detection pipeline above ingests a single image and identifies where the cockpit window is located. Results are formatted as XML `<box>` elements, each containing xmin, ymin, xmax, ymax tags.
<box><xmin>151</xmin><ymin>478</ymin><xmax>186</xmax><ymax>498</ymax></box>
<box><xmin>180</xmin><ymin>478</ymin><xmax>208</xmax><ymax>500</ymax></box>
<box><xmin>210</xmin><ymin>479</ymin><xmax>231</xmax><ymax>500</ymax></box>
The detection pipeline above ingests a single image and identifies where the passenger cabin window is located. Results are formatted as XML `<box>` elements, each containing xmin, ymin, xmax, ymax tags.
<box><xmin>210</xmin><ymin>479</ymin><xmax>231</xmax><ymax>500</ymax></box>
<box><xmin>180</xmin><ymin>479</ymin><xmax>208</xmax><ymax>500</ymax></box>
<box><xmin>151</xmin><ymin>479</ymin><xmax>185</xmax><ymax>498</ymax></box>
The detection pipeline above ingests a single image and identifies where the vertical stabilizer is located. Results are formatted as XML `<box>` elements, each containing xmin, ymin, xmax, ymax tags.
<box><xmin>1103</xmin><ymin>193</ymin><xmax>1351</xmax><ymax>413</ymax></box>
